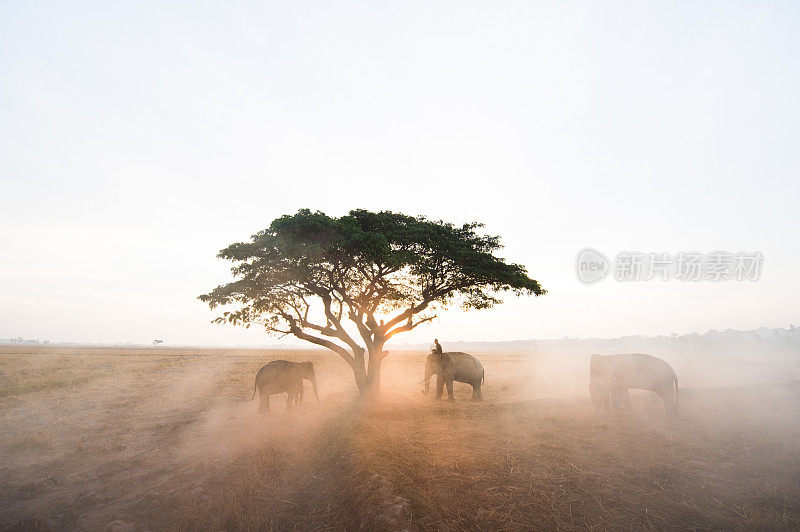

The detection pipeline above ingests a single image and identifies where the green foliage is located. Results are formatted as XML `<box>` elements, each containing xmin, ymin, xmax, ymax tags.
<box><xmin>199</xmin><ymin>208</ymin><xmax>544</xmax><ymax>388</ymax></box>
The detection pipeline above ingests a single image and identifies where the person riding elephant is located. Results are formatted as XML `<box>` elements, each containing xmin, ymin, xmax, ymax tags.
<box><xmin>589</xmin><ymin>353</ymin><xmax>679</xmax><ymax>415</ymax></box>
<box><xmin>252</xmin><ymin>360</ymin><xmax>319</xmax><ymax>413</ymax></box>
<box><xmin>422</xmin><ymin>350</ymin><xmax>484</xmax><ymax>401</ymax></box>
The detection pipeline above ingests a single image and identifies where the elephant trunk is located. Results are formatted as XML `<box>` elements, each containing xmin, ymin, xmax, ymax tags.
<box><xmin>311</xmin><ymin>374</ymin><xmax>320</xmax><ymax>402</ymax></box>
<box><xmin>422</xmin><ymin>366</ymin><xmax>433</xmax><ymax>395</ymax></box>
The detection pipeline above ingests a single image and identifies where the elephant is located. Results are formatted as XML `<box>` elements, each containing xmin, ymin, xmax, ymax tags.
<box><xmin>422</xmin><ymin>351</ymin><xmax>484</xmax><ymax>401</ymax></box>
<box><xmin>252</xmin><ymin>360</ymin><xmax>319</xmax><ymax>413</ymax></box>
<box><xmin>589</xmin><ymin>353</ymin><xmax>679</xmax><ymax>415</ymax></box>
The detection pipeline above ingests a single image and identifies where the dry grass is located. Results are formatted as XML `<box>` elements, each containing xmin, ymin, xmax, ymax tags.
<box><xmin>0</xmin><ymin>346</ymin><xmax>798</xmax><ymax>530</ymax></box>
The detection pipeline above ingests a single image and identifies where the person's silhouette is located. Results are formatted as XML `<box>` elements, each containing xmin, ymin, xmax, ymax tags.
<box><xmin>433</xmin><ymin>338</ymin><xmax>443</xmax><ymax>355</ymax></box>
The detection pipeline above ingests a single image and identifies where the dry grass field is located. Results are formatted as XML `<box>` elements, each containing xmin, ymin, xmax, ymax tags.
<box><xmin>1</xmin><ymin>345</ymin><xmax>799</xmax><ymax>531</ymax></box>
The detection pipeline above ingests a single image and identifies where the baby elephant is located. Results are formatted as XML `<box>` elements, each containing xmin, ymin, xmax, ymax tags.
<box><xmin>422</xmin><ymin>351</ymin><xmax>484</xmax><ymax>401</ymax></box>
<box><xmin>252</xmin><ymin>360</ymin><xmax>319</xmax><ymax>413</ymax></box>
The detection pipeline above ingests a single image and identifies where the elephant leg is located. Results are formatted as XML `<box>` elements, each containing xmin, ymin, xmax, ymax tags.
<box><xmin>596</xmin><ymin>391</ymin><xmax>610</xmax><ymax>414</ymax></box>
<box><xmin>298</xmin><ymin>384</ymin><xmax>304</xmax><ymax>404</ymax></box>
<box><xmin>619</xmin><ymin>388</ymin><xmax>631</xmax><ymax>409</ymax></box>
<box><xmin>470</xmin><ymin>384</ymin><xmax>481</xmax><ymax>401</ymax></box>
<box><xmin>286</xmin><ymin>392</ymin><xmax>294</xmax><ymax>409</ymax></box>
<box><xmin>590</xmin><ymin>380</ymin><xmax>610</xmax><ymax>414</ymax></box>
<box><xmin>655</xmin><ymin>386</ymin><xmax>676</xmax><ymax>415</ymax></box>
<box><xmin>435</xmin><ymin>375</ymin><xmax>444</xmax><ymax>399</ymax></box>
<box><xmin>259</xmin><ymin>392</ymin><xmax>270</xmax><ymax>414</ymax></box>
<box><xmin>445</xmin><ymin>379</ymin><xmax>454</xmax><ymax>400</ymax></box>
<box><xmin>593</xmin><ymin>398</ymin><xmax>604</xmax><ymax>414</ymax></box>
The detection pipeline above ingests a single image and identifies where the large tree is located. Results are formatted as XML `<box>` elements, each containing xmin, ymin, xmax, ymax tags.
<box><xmin>199</xmin><ymin>209</ymin><xmax>545</xmax><ymax>396</ymax></box>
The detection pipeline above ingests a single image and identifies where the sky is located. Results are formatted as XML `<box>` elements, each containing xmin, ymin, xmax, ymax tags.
<box><xmin>1</xmin><ymin>1</ymin><xmax>798</xmax><ymax>346</ymax></box>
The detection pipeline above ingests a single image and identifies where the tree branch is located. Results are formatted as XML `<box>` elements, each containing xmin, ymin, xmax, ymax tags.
<box><xmin>291</xmin><ymin>327</ymin><xmax>355</xmax><ymax>364</ymax></box>
<box><xmin>381</xmin><ymin>299</ymin><xmax>432</xmax><ymax>332</ymax></box>
<box><xmin>384</xmin><ymin>315</ymin><xmax>437</xmax><ymax>341</ymax></box>
<box><xmin>280</xmin><ymin>312</ymin><xmax>356</xmax><ymax>364</ymax></box>
<box><xmin>316</xmin><ymin>291</ymin><xmax>364</xmax><ymax>353</ymax></box>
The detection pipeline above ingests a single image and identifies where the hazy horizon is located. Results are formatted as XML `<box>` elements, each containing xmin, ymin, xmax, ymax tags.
<box><xmin>3</xmin><ymin>323</ymin><xmax>798</xmax><ymax>350</ymax></box>
<box><xmin>2</xmin><ymin>2</ymin><xmax>799</xmax><ymax>345</ymax></box>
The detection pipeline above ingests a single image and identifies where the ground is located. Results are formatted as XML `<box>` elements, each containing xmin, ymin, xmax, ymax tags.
<box><xmin>0</xmin><ymin>345</ymin><xmax>798</xmax><ymax>530</ymax></box>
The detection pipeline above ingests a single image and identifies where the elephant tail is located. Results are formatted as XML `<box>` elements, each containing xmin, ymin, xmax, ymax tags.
<box><xmin>672</xmin><ymin>371</ymin><xmax>679</xmax><ymax>410</ymax></box>
<box><xmin>252</xmin><ymin>379</ymin><xmax>258</xmax><ymax>401</ymax></box>
<box><xmin>482</xmin><ymin>367</ymin><xmax>485</xmax><ymax>385</ymax></box>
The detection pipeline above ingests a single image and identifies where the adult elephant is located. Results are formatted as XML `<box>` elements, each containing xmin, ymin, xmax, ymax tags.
<box><xmin>422</xmin><ymin>352</ymin><xmax>484</xmax><ymax>401</ymax></box>
<box><xmin>252</xmin><ymin>360</ymin><xmax>319</xmax><ymax>413</ymax></box>
<box><xmin>589</xmin><ymin>353</ymin><xmax>679</xmax><ymax>415</ymax></box>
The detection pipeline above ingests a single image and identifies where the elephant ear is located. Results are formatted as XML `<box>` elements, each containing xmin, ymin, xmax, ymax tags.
<box><xmin>440</xmin><ymin>353</ymin><xmax>451</xmax><ymax>369</ymax></box>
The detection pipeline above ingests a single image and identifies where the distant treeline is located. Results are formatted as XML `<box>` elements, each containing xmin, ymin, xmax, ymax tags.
<box><xmin>0</xmin><ymin>338</ymin><xmax>49</xmax><ymax>344</ymax></box>
<box><xmin>406</xmin><ymin>326</ymin><xmax>800</xmax><ymax>357</ymax></box>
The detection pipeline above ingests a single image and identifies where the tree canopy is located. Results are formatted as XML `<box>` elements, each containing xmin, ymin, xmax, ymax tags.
<box><xmin>199</xmin><ymin>209</ymin><xmax>545</xmax><ymax>395</ymax></box>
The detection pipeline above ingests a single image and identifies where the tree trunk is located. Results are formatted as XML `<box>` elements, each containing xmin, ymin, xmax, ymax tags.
<box><xmin>351</xmin><ymin>353</ymin><xmax>369</xmax><ymax>396</ymax></box>
<box><xmin>366</xmin><ymin>344</ymin><xmax>385</xmax><ymax>397</ymax></box>
<box><xmin>339</xmin><ymin>346</ymin><xmax>383</xmax><ymax>398</ymax></box>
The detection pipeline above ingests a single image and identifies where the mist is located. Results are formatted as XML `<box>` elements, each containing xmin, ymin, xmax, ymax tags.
<box><xmin>1</xmin><ymin>335</ymin><xmax>798</xmax><ymax>529</ymax></box>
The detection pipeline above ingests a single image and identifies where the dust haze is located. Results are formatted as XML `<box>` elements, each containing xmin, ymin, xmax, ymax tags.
<box><xmin>1</xmin><ymin>338</ymin><xmax>799</xmax><ymax>530</ymax></box>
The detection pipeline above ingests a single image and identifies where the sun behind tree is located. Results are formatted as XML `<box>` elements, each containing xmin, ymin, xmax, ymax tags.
<box><xmin>199</xmin><ymin>209</ymin><xmax>545</xmax><ymax>396</ymax></box>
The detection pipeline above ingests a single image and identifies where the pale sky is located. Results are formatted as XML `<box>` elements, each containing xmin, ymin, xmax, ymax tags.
<box><xmin>1</xmin><ymin>1</ymin><xmax>798</xmax><ymax>345</ymax></box>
